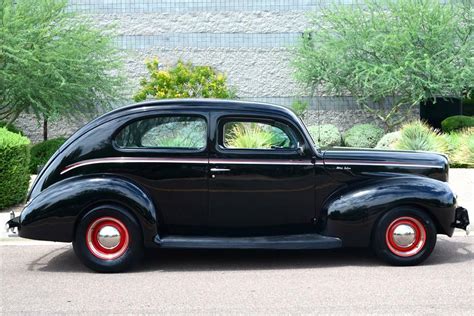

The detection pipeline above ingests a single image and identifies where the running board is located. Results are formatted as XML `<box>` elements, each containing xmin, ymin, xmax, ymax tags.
<box><xmin>154</xmin><ymin>234</ymin><xmax>342</xmax><ymax>250</ymax></box>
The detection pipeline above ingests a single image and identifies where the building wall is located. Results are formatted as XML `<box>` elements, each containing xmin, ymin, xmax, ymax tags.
<box><xmin>19</xmin><ymin>0</ymin><xmax>418</xmax><ymax>143</ymax></box>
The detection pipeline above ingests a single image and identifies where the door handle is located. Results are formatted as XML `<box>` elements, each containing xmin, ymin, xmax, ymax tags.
<box><xmin>210</xmin><ymin>168</ymin><xmax>231</xmax><ymax>172</ymax></box>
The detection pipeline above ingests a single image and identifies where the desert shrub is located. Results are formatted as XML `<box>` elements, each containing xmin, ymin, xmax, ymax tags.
<box><xmin>443</xmin><ymin>129</ymin><xmax>474</xmax><ymax>168</ymax></box>
<box><xmin>0</xmin><ymin>128</ymin><xmax>30</xmax><ymax>209</ymax></box>
<box><xmin>307</xmin><ymin>124</ymin><xmax>342</xmax><ymax>148</ymax></box>
<box><xmin>224</xmin><ymin>123</ymin><xmax>274</xmax><ymax>149</ymax></box>
<box><xmin>441</xmin><ymin>115</ymin><xmax>474</xmax><ymax>133</ymax></box>
<box><xmin>343</xmin><ymin>124</ymin><xmax>384</xmax><ymax>148</ymax></box>
<box><xmin>0</xmin><ymin>121</ymin><xmax>23</xmax><ymax>135</ymax></box>
<box><xmin>29</xmin><ymin>137</ymin><xmax>66</xmax><ymax>174</ymax></box>
<box><xmin>375</xmin><ymin>131</ymin><xmax>401</xmax><ymax>149</ymax></box>
<box><xmin>395</xmin><ymin>121</ymin><xmax>446</xmax><ymax>153</ymax></box>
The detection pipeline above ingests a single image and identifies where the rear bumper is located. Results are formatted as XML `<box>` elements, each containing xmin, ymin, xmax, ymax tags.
<box><xmin>452</xmin><ymin>207</ymin><xmax>470</xmax><ymax>234</ymax></box>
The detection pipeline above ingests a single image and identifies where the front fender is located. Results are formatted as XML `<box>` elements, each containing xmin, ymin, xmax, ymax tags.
<box><xmin>321</xmin><ymin>176</ymin><xmax>457</xmax><ymax>247</ymax></box>
<box><xmin>19</xmin><ymin>175</ymin><xmax>158</xmax><ymax>246</ymax></box>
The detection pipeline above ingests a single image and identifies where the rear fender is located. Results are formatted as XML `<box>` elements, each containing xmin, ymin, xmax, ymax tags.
<box><xmin>320</xmin><ymin>176</ymin><xmax>456</xmax><ymax>247</ymax></box>
<box><xmin>19</xmin><ymin>175</ymin><xmax>158</xmax><ymax>247</ymax></box>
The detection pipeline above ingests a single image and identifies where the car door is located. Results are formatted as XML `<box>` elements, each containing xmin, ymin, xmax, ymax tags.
<box><xmin>114</xmin><ymin>111</ymin><xmax>209</xmax><ymax>235</ymax></box>
<box><xmin>207</xmin><ymin>112</ymin><xmax>316</xmax><ymax>236</ymax></box>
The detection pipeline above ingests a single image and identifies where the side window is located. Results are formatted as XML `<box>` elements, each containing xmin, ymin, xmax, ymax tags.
<box><xmin>221</xmin><ymin>119</ymin><xmax>298</xmax><ymax>150</ymax></box>
<box><xmin>115</xmin><ymin>116</ymin><xmax>207</xmax><ymax>150</ymax></box>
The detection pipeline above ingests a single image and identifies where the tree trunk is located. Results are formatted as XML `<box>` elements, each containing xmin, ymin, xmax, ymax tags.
<box><xmin>43</xmin><ymin>117</ymin><xmax>48</xmax><ymax>141</ymax></box>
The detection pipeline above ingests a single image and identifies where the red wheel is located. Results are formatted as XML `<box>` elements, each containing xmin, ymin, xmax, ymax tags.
<box><xmin>73</xmin><ymin>206</ymin><xmax>143</xmax><ymax>272</ymax></box>
<box><xmin>86</xmin><ymin>217</ymin><xmax>130</xmax><ymax>260</ymax></box>
<box><xmin>372</xmin><ymin>208</ymin><xmax>436</xmax><ymax>266</ymax></box>
<box><xmin>385</xmin><ymin>216</ymin><xmax>426</xmax><ymax>257</ymax></box>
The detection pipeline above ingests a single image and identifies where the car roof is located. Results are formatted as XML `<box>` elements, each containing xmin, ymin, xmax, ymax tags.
<box><xmin>105</xmin><ymin>99</ymin><xmax>295</xmax><ymax>118</ymax></box>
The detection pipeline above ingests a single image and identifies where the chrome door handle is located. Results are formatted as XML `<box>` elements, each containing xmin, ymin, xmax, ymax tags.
<box><xmin>210</xmin><ymin>168</ymin><xmax>231</xmax><ymax>172</ymax></box>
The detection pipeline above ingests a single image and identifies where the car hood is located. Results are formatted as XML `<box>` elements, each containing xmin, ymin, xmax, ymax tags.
<box><xmin>322</xmin><ymin>148</ymin><xmax>449</xmax><ymax>182</ymax></box>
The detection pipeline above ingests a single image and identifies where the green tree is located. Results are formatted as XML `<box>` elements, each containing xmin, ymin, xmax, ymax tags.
<box><xmin>134</xmin><ymin>59</ymin><xmax>235</xmax><ymax>101</ymax></box>
<box><xmin>293</xmin><ymin>0</ymin><xmax>473</xmax><ymax>131</ymax></box>
<box><xmin>290</xmin><ymin>99</ymin><xmax>309</xmax><ymax>121</ymax></box>
<box><xmin>0</xmin><ymin>0</ymin><xmax>124</xmax><ymax>140</ymax></box>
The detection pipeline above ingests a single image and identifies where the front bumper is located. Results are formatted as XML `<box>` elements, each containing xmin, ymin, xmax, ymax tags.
<box><xmin>5</xmin><ymin>211</ymin><xmax>20</xmax><ymax>237</ymax></box>
<box><xmin>452</xmin><ymin>207</ymin><xmax>470</xmax><ymax>235</ymax></box>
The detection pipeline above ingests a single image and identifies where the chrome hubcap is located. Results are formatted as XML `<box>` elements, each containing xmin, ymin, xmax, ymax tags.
<box><xmin>392</xmin><ymin>224</ymin><xmax>416</xmax><ymax>248</ymax></box>
<box><xmin>97</xmin><ymin>225</ymin><xmax>121</xmax><ymax>249</ymax></box>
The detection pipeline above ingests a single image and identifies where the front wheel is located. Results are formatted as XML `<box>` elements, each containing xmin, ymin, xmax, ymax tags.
<box><xmin>372</xmin><ymin>208</ymin><xmax>437</xmax><ymax>266</ymax></box>
<box><xmin>73</xmin><ymin>205</ymin><xmax>143</xmax><ymax>272</ymax></box>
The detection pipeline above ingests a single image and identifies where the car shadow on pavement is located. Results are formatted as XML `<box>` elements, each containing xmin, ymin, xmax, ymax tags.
<box><xmin>34</xmin><ymin>237</ymin><xmax>473</xmax><ymax>273</ymax></box>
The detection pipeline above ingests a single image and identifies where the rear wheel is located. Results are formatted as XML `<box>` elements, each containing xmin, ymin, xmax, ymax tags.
<box><xmin>73</xmin><ymin>205</ymin><xmax>143</xmax><ymax>272</ymax></box>
<box><xmin>372</xmin><ymin>208</ymin><xmax>437</xmax><ymax>266</ymax></box>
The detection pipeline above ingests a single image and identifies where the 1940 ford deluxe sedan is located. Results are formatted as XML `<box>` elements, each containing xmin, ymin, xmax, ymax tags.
<box><xmin>6</xmin><ymin>99</ymin><xmax>470</xmax><ymax>272</ymax></box>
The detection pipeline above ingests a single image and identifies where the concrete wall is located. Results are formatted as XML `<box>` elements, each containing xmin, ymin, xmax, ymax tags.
<box><xmin>17</xmin><ymin>0</ymin><xmax>419</xmax><ymax>143</ymax></box>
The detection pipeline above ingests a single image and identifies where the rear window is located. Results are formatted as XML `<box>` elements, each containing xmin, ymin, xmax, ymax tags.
<box><xmin>115</xmin><ymin>116</ymin><xmax>207</xmax><ymax>150</ymax></box>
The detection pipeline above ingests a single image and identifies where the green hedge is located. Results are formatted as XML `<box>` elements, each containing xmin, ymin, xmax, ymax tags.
<box><xmin>29</xmin><ymin>137</ymin><xmax>66</xmax><ymax>174</ymax></box>
<box><xmin>343</xmin><ymin>124</ymin><xmax>384</xmax><ymax>148</ymax></box>
<box><xmin>0</xmin><ymin>121</ymin><xmax>23</xmax><ymax>135</ymax></box>
<box><xmin>307</xmin><ymin>124</ymin><xmax>342</xmax><ymax>148</ymax></box>
<box><xmin>0</xmin><ymin>128</ymin><xmax>30</xmax><ymax>209</ymax></box>
<box><xmin>441</xmin><ymin>115</ymin><xmax>474</xmax><ymax>133</ymax></box>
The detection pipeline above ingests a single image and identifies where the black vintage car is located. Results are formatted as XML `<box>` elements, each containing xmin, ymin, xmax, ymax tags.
<box><xmin>6</xmin><ymin>99</ymin><xmax>470</xmax><ymax>272</ymax></box>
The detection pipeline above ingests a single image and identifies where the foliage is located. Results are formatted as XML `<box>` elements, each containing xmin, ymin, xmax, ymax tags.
<box><xmin>1</xmin><ymin>0</ymin><xmax>124</xmax><ymax>140</ymax></box>
<box><xmin>291</xmin><ymin>100</ymin><xmax>310</xmax><ymax>121</ymax></box>
<box><xmin>442</xmin><ymin>129</ymin><xmax>474</xmax><ymax>168</ymax></box>
<box><xmin>293</xmin><ymin>0</ymin><xmax>473</xmax><ymax>131</ymax></box>
<box><xmin>149</xmin><ymin>135</ymin><xmax>202</xmax><ymax>149</ymax></box>
<box><xmin>441</xmin><ymin>115</ymin><xmax>474</xmax><ymax>133</ymax></box>
<box><xmin>0</xmin><ymin>121</ymin><xmax>22</xmax><ymax>135</ymax></box>
<box><xmin>462</xmin><ymin>94</ymin><xmax>474</xmax><ymax>116</ymax></box>
<box><xmin>0</xmin><ymin>128</ymin><xmax>30</xmax><ymax>209</ymax></box>
<box><xmin>134</xmin><ymin>59</ymin><xmax>235</xmax><ymax>101</ymax></box>
<box><xmin>141</xmin><ymin>120</ymin><xmax>207</xmax><ymax>149</ymax></box>
<box><xmin>394</xmin><ymin>121</ymin><xmax>447</xmax><ymax>153</ymax></box>
<box><xmin>343</xmin><ymin>124</ymin><xmax>384</xmax><ymax>148</ymax></box>
<box><xmin>29</xmin><ymin>137</ymin><xmax>66</xmax><ymax>174</ymax></box>
<box><xmin>307</xmin><ymin>124</ymin><xmax>342</xmax><ymax>148</ymax></box>
<box><xmin>224</xmin><ymin>123</ymin><xmax>275</xmax><ymax>149</ymax></box>
<box><xmin>375</xmin><ymin>131</ymin><xmax>401</xmax><ymax>149</ymax></box>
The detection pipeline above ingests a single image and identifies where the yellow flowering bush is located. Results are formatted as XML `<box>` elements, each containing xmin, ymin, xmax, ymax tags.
<box><xmin>134</xmin><ymin>59</ymin><xmax>235</xmax><ymax>101</ymax></box>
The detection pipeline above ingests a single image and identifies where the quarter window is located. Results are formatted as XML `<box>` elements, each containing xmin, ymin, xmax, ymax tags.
<box><xmin>115</xmin><ymin>116</ymin><xmax>207</xmax><ymax>149</ymax></box>
<box><xmin>222</xmin><ymin>120</ymin><xmax>298</xmax><ymax>150</ymax></box>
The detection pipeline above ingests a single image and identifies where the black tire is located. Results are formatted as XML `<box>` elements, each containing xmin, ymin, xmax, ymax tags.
<box><xmin>73</xmin><ymin>205</ymin><xmax>143</xmax><ymax>273</ymax></box>
<box><xmin>372</xmin><ymin>207</ymin><xmax>437</xmax><ymax>266</ymax></box>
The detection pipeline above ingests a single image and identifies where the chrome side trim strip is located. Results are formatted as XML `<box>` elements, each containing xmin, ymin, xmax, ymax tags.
<box><xmin>61</xmin><ymin>157</ymin><xmax>209</xmax><ymax>174</ymax></box>
<box><xmin>323</xmin><ymin>160</ymin><xmax>442</xmax><ymax>169</ymax></box>
<box><xmin>61</xmin><ymin>157</ymin><xmax>315</xmax><ymax>174</ymax></box>
<box><xmin>61</xmin><ymin>156</ymin><xmax>441</xmax><ymax>175</ymax></box>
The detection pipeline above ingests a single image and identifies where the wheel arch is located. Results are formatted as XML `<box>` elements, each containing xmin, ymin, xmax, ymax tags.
<box><xmin>19</xmin><ymin>175</ymin><xmax>159</xmax><ymax>247</ymax></box>
<box><xmin>321</xmin><ymin>176</ymin><xmax>457</xmax><ymax>247</ymax></box>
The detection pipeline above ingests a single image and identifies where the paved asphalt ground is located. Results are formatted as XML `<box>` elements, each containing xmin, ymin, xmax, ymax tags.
<box><xmin>0</xmin><ymin>235</ymin><xmax>472</xmax><ymax>314</ymax></box>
